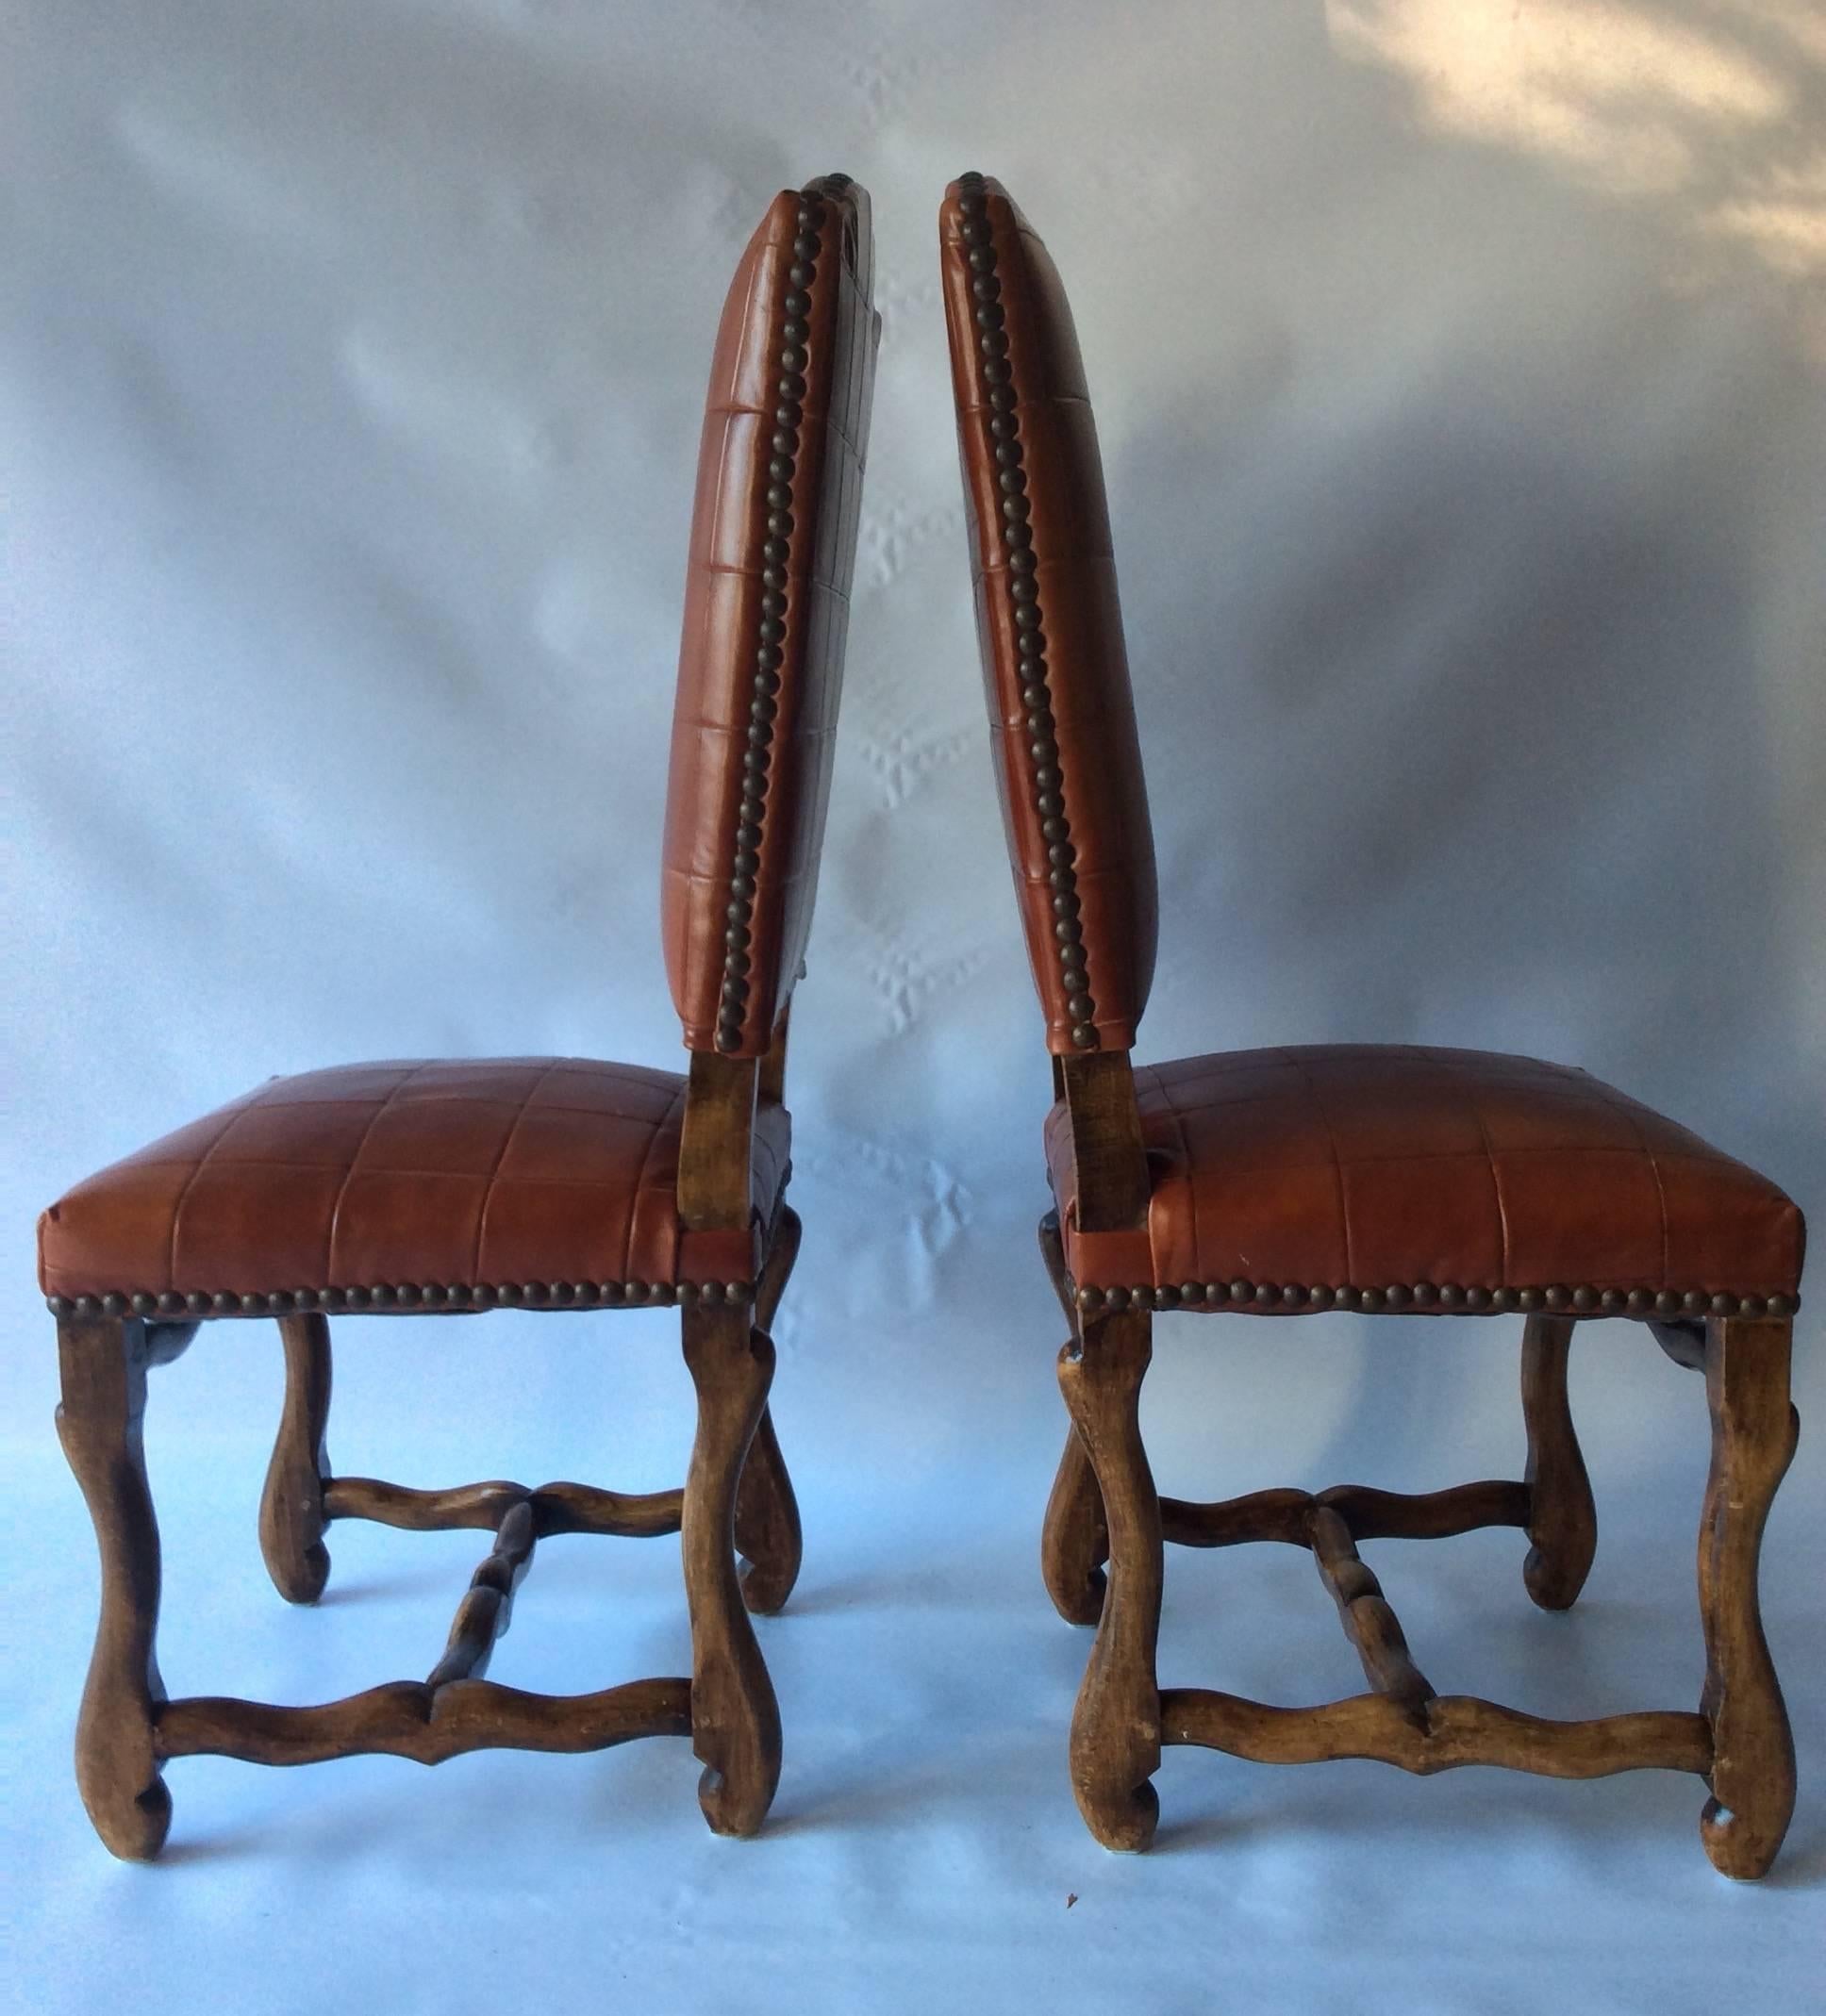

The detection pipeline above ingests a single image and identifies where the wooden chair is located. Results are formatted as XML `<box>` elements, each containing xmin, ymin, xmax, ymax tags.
<box><xmin>938</xmin><ymin>172</ymin><xmax>1805</xmax><ymax>1877</ymax></box>
<box><xmin>41</xmin><ymin>175</ymin><xmax>878</xmax><ymax>1859</ymax></box>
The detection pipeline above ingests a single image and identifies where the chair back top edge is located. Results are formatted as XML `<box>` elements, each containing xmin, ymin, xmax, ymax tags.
<box><xmin>663</xmin><ymin>175</ymin><xmax>880</xmax><ymax>1059</ymax></box>
<box><xmin>939</xmin><ymin>172</ymin><xmax>1157</xmax><ymax>1061</ymax></box>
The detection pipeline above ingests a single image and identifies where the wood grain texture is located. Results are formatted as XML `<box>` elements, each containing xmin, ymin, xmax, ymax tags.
<box><xmin>324</xmin><ymin>1475</ymin><xmax>684</xmax><ymax>1538</ymax></box>
<box><xmin>425</xmin><ymin>1499</ymin><xmax>537</xmax><ymax>1688</ymax></box>
<box><xmin>157</xmin><ymin>1677</ymin><xmax>692</xmax><ymax>1766</ymax></box>
<box><xmin>1056</xmin><ymin>1308</ymin><xmax>1161</xmax><ymax>1851</ymax></box>
<box><xmin>1307</xmin><ymin>1507</ymin><xmax>1435</xmax><ymax>1718</ymax></box>
<box><xmin>1160</xmin><ymin>1688</ymin><xmax>1714</xmax><ymax>1778</ymax></box>
<box><xmin>1039</xmin><ymin>1211</ymin><xmax>1108</xmax><ymax>1626</ymax></box>
<box><xmin>1160</xmin><ymin>1479</ymin><xmax>1532</xmax><ymax>1550</ymax></box>
<box><xmin>734</xmin><ymin>1405</ymin><xmax>801</xmax><ymax>1617</ymax></box>
<box><xmin>676</xmin><ymin>1049</ymin><xmax>758</xmax><ymax>1231</ymax></box>
<box><xmin>1049</xmin><ymin>1056</ymin><xmax>1160</xmax><ymax>1848</ymax></box>
<box><xmin>1520</xmin><ymin>1314</ymin><xmax>1596</xmax><ymax>1611</ymax></box>
<box><xmin>259</xmin><ymin>1313</ymin><xmax>332</xmax><ymax>1603</ymax></box>
<box><xmin>755</xmin><ymin>1199</ymin><xmax>803</xmax><ymax>1333</ymax></box>
<box><xmin>1058</xmin><ymin>1053</ymin><xmax>1151</xmax><ymax>1230</ymax></box>
<box><xmin>681</xmin><ymin>1304</ymin><xmax>782</xmax><ymax>1837</ymax></box>
<box><xmin>56</xmin><ymin>1316</ymin><xmax>172</xmax><ymax>1859</ymax></box>
<box><xmin>1042</xmin><ymin>1428</ymin><xmax>1110</xmax><ymax>1628</ymax></box>
<box><xmin>735</xmin><ymin>1202</ymin><xmax>804</xmax><ymax>1615</ymax></box>
<box><xmin>1698</xmin><ymin>1314</ymin><xmax>1798</xmax><ymax>1879</ymax></box>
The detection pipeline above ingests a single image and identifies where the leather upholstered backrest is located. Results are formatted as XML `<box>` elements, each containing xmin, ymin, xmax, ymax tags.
<box><xmin>662</xmin><ymin>176</ymin><xmax>878</xmax><ymax>1055</ymax></box>
<box><xmin>939</xmin><ymin>174</ymin><xmax>1157</xmax><ymax>1055</ymax></box>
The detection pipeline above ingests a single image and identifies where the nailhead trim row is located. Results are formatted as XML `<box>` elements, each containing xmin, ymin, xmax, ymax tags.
<box><xmin>46</xmin><ymin>1281</ymin><xmax>757</xmax><ymax>1320</ymax></box>
<box><xmin>717</xmin><ymin>181</ymin><xmax>832</xmax><ymax>1052</ymax></box>
<box><xmin>1071</xmin><ymin>1280</ymin><xmax>1798</xmax><ymax>1319</ymax></box>
<box><xmin>956</xmin><ymin>173</ymin><xmax>1098</xmax><ymax>1051</ymax></box>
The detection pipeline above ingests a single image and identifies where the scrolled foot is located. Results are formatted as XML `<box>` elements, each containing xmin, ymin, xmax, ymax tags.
<box><xmin>1073</xmin><ymin>1772</ymin><xmax>1159</xmax><ymax>1854</ymax></box>
<box><xmin>1522</xmin><ymin>1541</ymin><xmax>1583</xmax><ymax>1613</ymax></box>
<box><xmin>737</xmin><ymin>1558</ymin><xmax>791</xmax><ymax>1619</ymax></box>
<box><xmin>696</xmin><ymin>1745</ymin><xmax>776</xmax><ymax>1840</ymax></box>
<box><xmin>1054</xmin><ymin>1562</ymin><xmax>1107</xmax><ymax>1629</ymax></box>
<box><xmin>1700</xmin><ymin>1793</ymin><xmax>1785</xmax><ymax>1881</ymax></box>
<box><xmin>272</xmin><ymin>1539</ymin><xmax>331</xmax><ymax>1608</ymax></box>
<box><xmin>80</xmin><ymin>1764</ymin><xmax>173</xmax><ymax>1863</ymax></box>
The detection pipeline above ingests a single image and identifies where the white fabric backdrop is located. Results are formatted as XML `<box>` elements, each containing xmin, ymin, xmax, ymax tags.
<box><xmin>6</xmin><ymin>3</ymin><xmax>1822</xmax><ymax>2008</ymax></box>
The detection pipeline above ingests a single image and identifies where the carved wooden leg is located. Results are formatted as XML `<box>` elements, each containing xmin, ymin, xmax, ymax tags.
<box><xmin>1056</xmin><ymin>1307</ymin><xmax>1162</xmax><ymax>1850</ymax></box>
<box><xmin>1520</xmin><ymin>1314</ymin><xmax>1596</xmax><ymax>1611</ymax></box>
<box><xmin>1698</xmin><ymin>1314</ymin><xmax>1797</xmax><ymax>1879</ymax></box>
<box><xmin>1038</xmin><ymin>1210</ymin><xmax>1108</xmax><ymax>1626</ymax></box>
<box><xmin>55</xmin><ymin>1315</ymin><xmax>171</xmax><ymax>1860</ymax></box>
<box><xmin>1042</xmin><ymin>1427</ymin><xmax>1109</xmax><ymax>1627</ymax></box>
<box><xmin>733</xmin><ymin>1205</ymin><xmax>804</xmax><ymax>1616</ymax></box>
<box><xmin>734</xmin><ymin>1406</ymin><xmax>802</xmax><ymax>1616</ymax></box>
<box><xmin>680</xmin><ymin>1304</ymin><xmax>781</xmax><ymax>1837</ymax></box>
<box><xmin>259</xmin><ymin>1313</ymin><xmax>332</xmax><ymax>1604</ymax></box>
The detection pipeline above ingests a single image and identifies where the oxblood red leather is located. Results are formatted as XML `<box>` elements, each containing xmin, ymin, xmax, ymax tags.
<box><xmin>939</xmin><ymin>177</ymin><xmax>1157</xmax><ymax>1054</ymax></box>
<box><xmin>663</xmin><ymin>179</ymin><xmax>879</xmax><ymax>1055</ymax></box>
<box><xmin>1045</xmin><ymin>1047</ymin><xmax>1803</xmax><ymax>1305</ymax></box>
<box><xmin>39</xmin><ymin>1060</ymin><xmax>791</xmax><ymax>1301</ymax></box>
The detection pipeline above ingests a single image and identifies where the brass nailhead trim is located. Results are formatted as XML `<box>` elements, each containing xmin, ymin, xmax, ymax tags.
<box><xmin>47</xmin><ymin>1281</ymin><xmax>757</xmax><ymax>1321</ymax></box>
<box><xmin>717</xmin><ymin>181</ymin><xmax>834</xmax><ymax>1053</ymax></box>
<box><xmin>957</xmin><ymin>172</ymin><xmax>1098</xmax><ymax>1051</ymax></box>
<box><xmin>1071</xmin><ymin>1281</ymin><xmax>1796</xmax><ymax>1321</ymax></box>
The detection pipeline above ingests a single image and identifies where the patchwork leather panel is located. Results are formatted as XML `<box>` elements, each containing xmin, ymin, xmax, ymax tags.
<box><xmin>939</xmin><ymin>175</ymin><xmax>1157</xmax><ymax>1053</ymax></box>
<box><xmin>1045</xmin><ymin>1045</ymin><xmax>1804</xmax><ymax>1301</ymax></box>
<box><xmin>39</xmin><ymin>1058</ymin><xmax>791</xmax><ymax>1299</ymax></box>
<box><xmin>662</xmin><ymin>179</ymin><xmax>879</xmax><ymax>1055</ymax></box>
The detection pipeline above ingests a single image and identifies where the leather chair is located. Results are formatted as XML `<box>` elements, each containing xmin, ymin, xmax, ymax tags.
<box><xmin>938</xmin><ymin>173</ymin><xmax>1804</xmax><ymax>1877</ymax></box>
<box><xmin>42</xmin><ymin>174</ymin><xmax>879</xmax><ymax>1858</ymax></box>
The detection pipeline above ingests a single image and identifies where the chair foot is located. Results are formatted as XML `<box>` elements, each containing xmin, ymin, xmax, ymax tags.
<box><xmin>1082</xmin><ymin>1773</ymin><xmax>1161</xmax><ymax>1853</ymax></box>
<box><xmin>259</xmin><ymin>1314</ymin><xmax>332</xmax><ymax>1604</ymax></box>
<box><xmin>681</xmin><ymin>1306</ymin><xmax>782</xmax><ymax>1838</ymax></box>
<box><xmin>735</xmin><ymin>1405</ymin><xmax>802</xmax><ymax>1616</ymax></box>
<box><xmin>56</xmin><ymin>1315</ymin><xmax>173</xmax><ymax>1860</ymax></box>
<box><xmin>1698</xmin><ymin>1315</ymin><xmax>1797</xmax><ymax>1880</ymax></box>
<box><xmin>1057</xmin><ymin>1309</ymin><xmax>1163</xmax><ymax>1851</ymax></box>
<box><xmin>1041</xmin><ymin>1425</ymin><xmax>1108</xmax><ymax>1627</ymax></box>
<box><xmin>1520</xmin><ymin>1315</ymin><xmax>1596</xmax><ymax>1611</ymax></box>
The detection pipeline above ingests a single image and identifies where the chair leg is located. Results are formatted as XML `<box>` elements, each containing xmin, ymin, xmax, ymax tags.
<box><xmin>680</xmin><ymin>1303</ymin><xmax>782</xmax><ymax>1837</ymax></box>
<box><xmin>734</xmin><ymin>1406</ymin><xmax>802</xmax><ymax>1616</ymax></box>
<box><xmin>1041</xmin><ymin>1427</ymin><xmax>1108</xmax><ymax>1627</ymax></box>
<box><xmin>1056</xmin><ymin>1306</ymin><xmax>1162</xmax><ymax>1850</ymax></box>
<box><xmin>1038</xmin><ymin>1209</ymin><xmax>1109</xmax><ymax>1625</ymax></box>
<box><xmin>259</xmin><ymin>1313</ymin><xmax>332</xmax><ymax>1604</ymax></box>
<box><xmin>1698</xmin><ymin>1314</ymin><xmax>1797</xmax><ymax>1879</ymax></box>
<box><xmin>55</xmin><ymin>1315</ymin><xmax>172</xmax><ymax>1860</ymax></box>
<box><xmin>1520</xmin><ymin>1314</ymin><xmax>1596</xmax><ymax>1610</ymax></box>
<box><xmin>733</xmin><ymin>1203</ymin><xmax>804</xmax><ymax>1615</ymax></box>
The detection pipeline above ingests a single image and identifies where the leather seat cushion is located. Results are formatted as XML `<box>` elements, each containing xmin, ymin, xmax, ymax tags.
<box><xmin>39</xmin><ymin>1058</ymin><xmax>790</xmax><ymax>1303</ymax></box>
<box><xmin>1045</xmin><ymin>1046</ymin><xmax>1803</xmax><ymax>1307</ymax></box>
